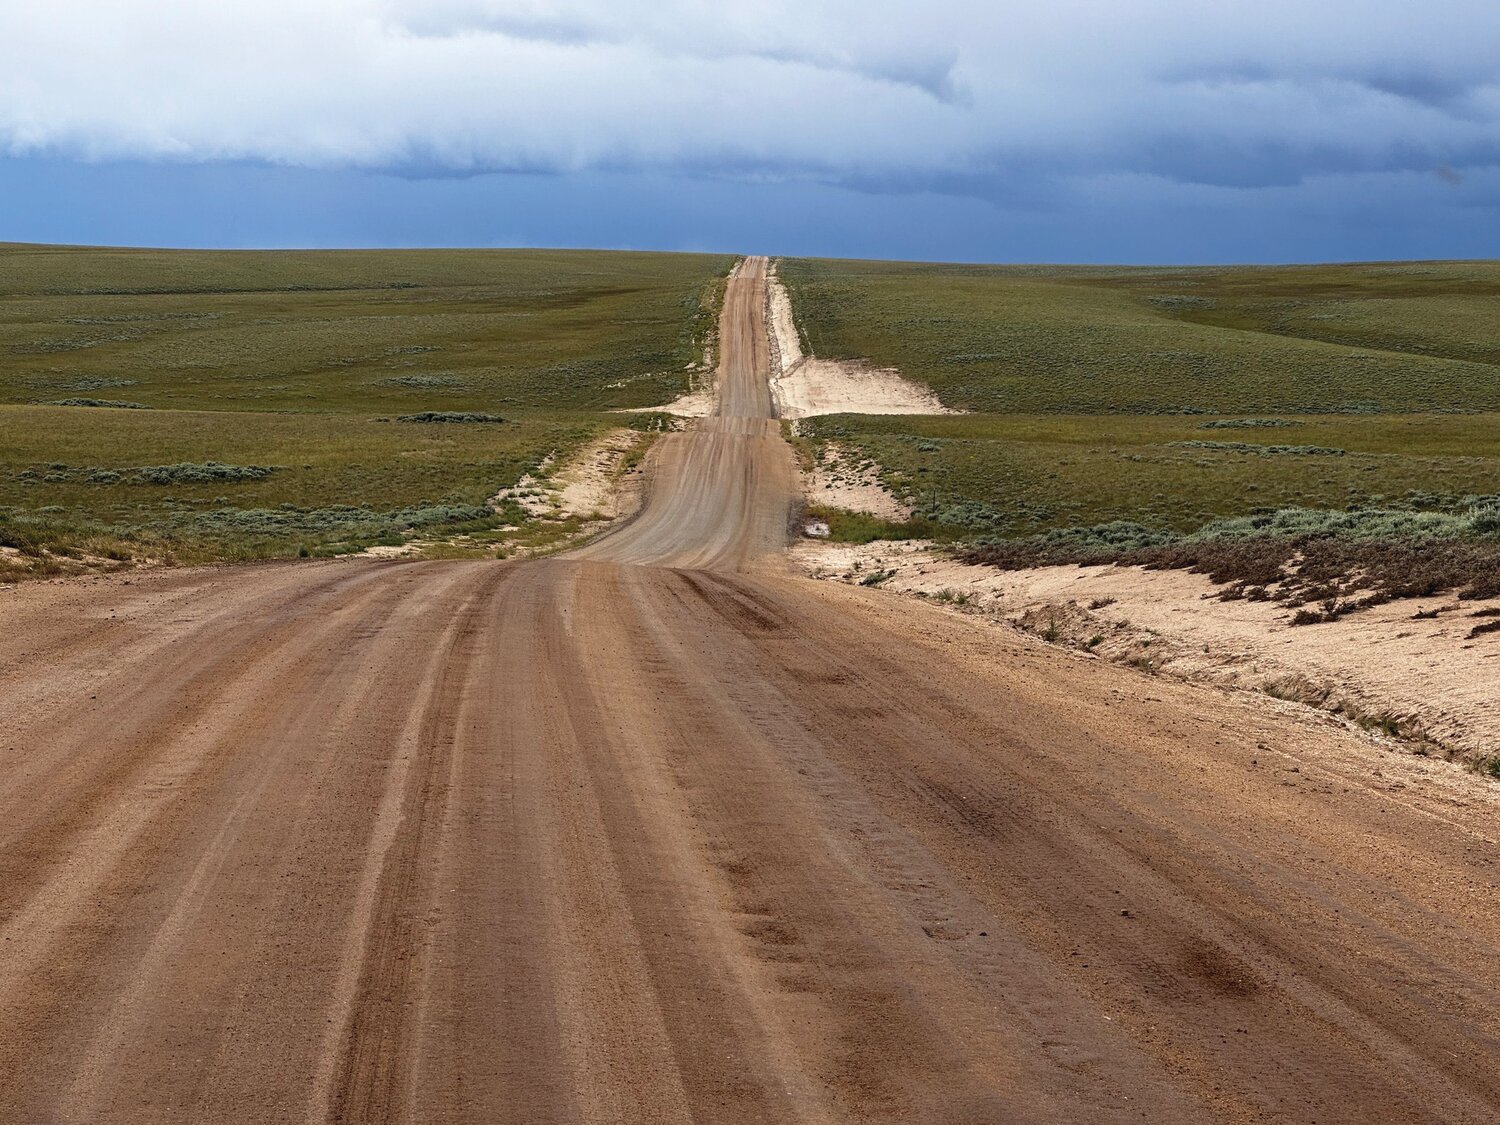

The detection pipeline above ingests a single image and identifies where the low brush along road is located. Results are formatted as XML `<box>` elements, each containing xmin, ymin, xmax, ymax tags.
<box><xmin>2</xmin><ymin>257</ymin><xmax>1499</xmax><ymax>1124</ymax></box>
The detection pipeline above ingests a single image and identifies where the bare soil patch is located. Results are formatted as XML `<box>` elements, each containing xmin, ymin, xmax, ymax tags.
<box><xmin>489</xmin><ymin>428</ymin><xmax>647</xmax><ymax>524</ymax></box>
<box><xmin>804</xmin><ymin>441</ymin><xmax>910</xmax><ymax>520</ymax></box>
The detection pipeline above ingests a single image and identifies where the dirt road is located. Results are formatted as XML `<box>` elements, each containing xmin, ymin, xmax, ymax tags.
<box><xmin>2</xmin><ymin>258</ymin><xmax>1499</xmax><ymax>1124</ymax></box>
<box><xmin>571</xmin><ymin>257</ymin><xmax>795</xmax><ymax>570</ymax></box>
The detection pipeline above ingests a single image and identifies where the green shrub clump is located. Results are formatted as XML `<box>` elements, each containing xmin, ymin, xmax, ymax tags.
<box><xmin>43</xmin><ymin>398</ymin><xmax>150</xmax><ymax>409</ymax></box>
<box><xmin>396</xmin><ymin>411</ymin><xmax>507</xmax><ymax>424</ymax></box>
<box><xmin>132</xmin><ymin>462</ymin><xmax>278</xmax><ymax>485</ymax></box>
<box><xmin>181</xmin><ymin>502</ymin><xmax>492</xmax><ymax>537</ymax></box>
<box><xmin>16</xmin><ymin>461</ymin><xmax>277</xmax><ymax>486</ymax></box>
<box><xmin>1200</xmin><ymin>418</ymin><xmax>1302</xmax><ymax>430</ymax></box>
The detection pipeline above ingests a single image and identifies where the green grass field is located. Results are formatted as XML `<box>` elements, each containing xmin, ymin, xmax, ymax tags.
<box><xmin>779</xmin><ymin>258</ymin><xmax>1500</xmax><ymax>415</ymax></box>
<box><xmin>0</xmin><ymin>244</ymin><xmax>733</xmax><ymax>571</ymax></box>
<box><xmin>8</xmin><ymin>243</ymin><xmax>1498</xmax><ymax>593</ymax></box>
<box><xmin>802</xmin><ymin>411</ymin><xmax>1500</xmax><ymax>539</ymax></box>
<box><xmin>781</xmin><ymin>258</ymin><xmax>1500</xmax><ymax>571</ymax></box>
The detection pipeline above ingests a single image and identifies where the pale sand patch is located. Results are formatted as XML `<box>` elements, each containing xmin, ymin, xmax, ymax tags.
<box><xmin>619</xmin><ymin>378</ymin><xmax>716</xmax><ymax>419</ymax></box>
<box><xmin>794</xmin><ymin>539</ymin><xmax>1500</xmax><ymax>767</ymax></box>
<box><xmin>490</xmin><ymin>428</ymin><xmax>646</xmax><ymax>521</ymax></box>
<box><xmin>0</xmin><ymin>543</ymin><xmax>145</xmax><ymax>579</ymax></box>
<box><xmin>775</xmin><ymin>360</ymin><xmax>953</xmax><ymax>420</ymax></box>
<box><xmin>805</xmin><ymin>441</ymin><xmax>909</xmax><ymax>520</ymax></box>
<box><xmin>352</xmin><ymin>430</ymin><xmax>647</xmax><ymax>559</ymax></box>
<box><xmin>553</xmin><ymin>428</ymin><xmax>647</xmax><ymax>520</ymax></box>
<box><xmin>490</xmin><ymin>452</ymin><xmax>558</xmax><ymax>518</ymax></box>
<box><xmin>767</xmin><ymin>263</ymin><xmax>952</xmax><ymax>420</ymax></box>
<box><xmin>767</xmin><ymin>271</ymin><xmax>804</xmax><ymax>371</ymax></box>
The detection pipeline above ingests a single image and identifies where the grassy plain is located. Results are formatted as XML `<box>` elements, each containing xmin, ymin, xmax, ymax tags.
<box><xmin>0</xmin><ymin>244</ymin><xmax>733</xmax><ymax>570</ymax></box>
<box><xmin>803</xmin><ymin>411</ymin><xmax>1500</xmax><ymax>538</ymax></box>
<box><xmin>779</xmin><ymin>258</ymin><xmax>1500</xmax><ymax>415</ymax></box>
<box><xmin>781</xmin><ymin>258</ymin><xmax>1500</xmax><ymax>562</ymax></box>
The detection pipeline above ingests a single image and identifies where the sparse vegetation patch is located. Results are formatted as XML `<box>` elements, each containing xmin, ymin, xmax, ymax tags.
<box><xmin>1200</xmin><ymin>418</ymin><xmax>1302</xmax><ymax>430</ymax></box>
<box><xmin>1169</xmin><ymin>441</ymin><xmax>1346</xmax><ymax>457</ymax></box>
<box><xmin>378</xmin><ymin>374</ymin><xmax>468</xmax><ymax>390</ymax></box>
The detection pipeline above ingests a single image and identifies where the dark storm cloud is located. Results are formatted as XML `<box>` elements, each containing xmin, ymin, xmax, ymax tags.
<box><xmin>1</xmin><ymin>1</ymin><xmax>1498</xmax><ymax>261</ymax></box>
<box><xmin>2</xmin><ymin>1</ymin><xmax>1494</xmax><ymax>185</ymax></box>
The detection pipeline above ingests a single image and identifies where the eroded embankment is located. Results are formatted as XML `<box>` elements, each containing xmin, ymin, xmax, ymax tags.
<box><xmin>796</xmin><ymin>538</ymin><xmax>1500</xmax><ymax>774</ymax></box>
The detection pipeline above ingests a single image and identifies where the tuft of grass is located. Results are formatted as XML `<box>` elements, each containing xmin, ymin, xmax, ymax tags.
<box><xmin>622</xmin><ymin>411</ymin><xmax>677</xmax><ymax>433</ymax></box>
<box><xmin>805</xmin><ymin>504</ymin><xmax>952</xmax><ymax>544</ymax></box>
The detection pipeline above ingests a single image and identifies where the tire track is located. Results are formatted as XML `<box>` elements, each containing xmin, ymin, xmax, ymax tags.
<box><xmin>322</xmin><ymin>564</ymin><xmax>513</xmax><ymax>1125</ymax></box>
<box><xmin>0</xmin><ymin>563</ymin><xmax>467</xmax><ymax>1121</ymax></box>
<box><xmin>0</xmin><ymin>562</ymin><xmax>397</xmax><ymax>877</ymax></box>
<box><xmin>703</xmin><ymin>572</ymin><xmax>1500</xmax><ymax>1123</ymax></box>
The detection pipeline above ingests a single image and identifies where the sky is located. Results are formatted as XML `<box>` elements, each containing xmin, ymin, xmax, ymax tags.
<box><xmin>1</xmin><ymin>0</ymin><xmax>1497</xmax><ymax>263</ymax></box>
